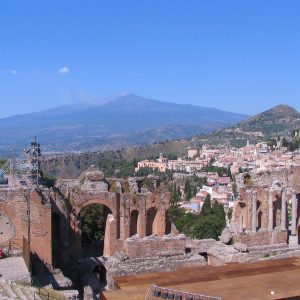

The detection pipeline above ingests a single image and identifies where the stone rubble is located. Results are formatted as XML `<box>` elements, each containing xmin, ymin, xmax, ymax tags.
<box><xmin>219</xmin><ymin>227</ymin><xmax>233</xmax><ymax>244</ymax></box>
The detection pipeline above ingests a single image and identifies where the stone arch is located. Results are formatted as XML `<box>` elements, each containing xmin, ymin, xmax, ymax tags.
<box><xmin>91</xmin><ymin>264</ymin><xmax>107</xmax><ymax>292</ymax></box>
<box><xmin>235</xmin><ymin>202</ymin><xmax>247</xmax><ymax>231</ymax></box>
<box><xmin>273</xmin><ymin>194</ymin><xmax>281</xmax><ymax>228</ymax></box>
<box><xmin>165</xmin><ymin>209</ymin><xmax>172</xmax><ymax>235</ymax></box>
<box><xmin>146</xmin><ymin>207</ymin><xmax>158</xmax><ymax>236</ymax></box>
<box><xmin>76</xmin><ymin>198</ymin><xmax>116</xmax><ymax>217</ymax></box>
<box><xmin>257</xmin><ymin>201</ymin><xmax>263</xmax><ymax>230</ymax></box>
<box><xmin>79</xmin><ymin>202</ymin><xmax>113</xmax><ymax>257</ymax></box>
<box><xmin>130</xmin><ymin>210</ymin><xmax>139</xmax><ymax>237</ymax></box>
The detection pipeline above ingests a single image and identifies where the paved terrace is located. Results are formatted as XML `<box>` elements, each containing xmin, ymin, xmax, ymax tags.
<box><xmin>102</xmin><ymin>257</ymin><xmax>300</xmax><ymax>300</ymax></box>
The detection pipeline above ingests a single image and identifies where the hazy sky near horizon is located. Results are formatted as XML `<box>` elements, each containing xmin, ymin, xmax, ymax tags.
<box><xmin>1</xmin><ymin>0</ymin><xmax>300</xmax><ymax>118</ymax></box>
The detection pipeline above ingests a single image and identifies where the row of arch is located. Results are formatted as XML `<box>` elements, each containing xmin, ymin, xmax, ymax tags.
<box><xmin>237</xmin><ymin>199</ymin><xmax>284</xmax><ymax>231</ymax></box>
<box><xmin>129</xmin><ymin>207</ymin><xmax>172</xmax><ymax>237</ymax></box>
<box><xmin>51</xmin><ymin>196</ymin><xmax>173</xmax><ymax>263</ymax></box>
<box><xmin>236</xmin><ymin>192</ymin><xmax>300</xmax><ymax>233</ymax></box>
<box><xmin>52</xmin><ymin>205</ymin><xmax>173</xmax><ymax>244</ymax></box>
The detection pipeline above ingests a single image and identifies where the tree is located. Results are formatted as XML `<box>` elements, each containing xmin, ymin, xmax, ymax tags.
<box><xmin>193</xmin><ymin>185</ymin><xmax>197</xmax><ymax>197</ymax></box>
<box><xmin>80</xmin><ymin>204</ymin><xmax>105</xmax><ymax>243</ymax></box>
<box><xmin>168</xmin><ymin>185</ymin><xmax>183</xmax><ymax>224</ymax></box>
<box><xmin>184</xmin><ymin>179</ymin><xmax>193</xmax><ymax>201</ymax></box>
<box><xmin>201</xmin><ymin>194</ymin><xmax>211</xmax><ymax>216</ymax></box>
<box><xmin>244</xmin><ymin>173</ymin><xmax>252</xmax><ymax>186</ymax></box>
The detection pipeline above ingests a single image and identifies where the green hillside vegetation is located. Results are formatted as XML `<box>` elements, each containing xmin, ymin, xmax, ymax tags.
<box><xmin>168</xmin><ymin>186</ymin><xmax>226</xmax><ymax>239</ymax></box>
<box><xmin>41</xmin><ymin>141</ymin><xmax>190</xmax><ymax>179</ymax></box>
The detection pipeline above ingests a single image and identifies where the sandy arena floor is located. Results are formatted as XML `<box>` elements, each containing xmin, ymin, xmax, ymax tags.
<box><xmin>102</xmin><ymin>257</ymin><xmax>300</xmax><ymax>300</ymax></box>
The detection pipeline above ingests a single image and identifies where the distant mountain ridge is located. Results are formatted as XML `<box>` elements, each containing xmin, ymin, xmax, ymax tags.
<box><xmin>40</xmin><ymin>103</ymin><xmax>300</xmax><ymax>179</ymax></box>
<box><xmin>0</xmin><ymin>93</ymin><xmax>247</xmax><ymax>154</ymax></box>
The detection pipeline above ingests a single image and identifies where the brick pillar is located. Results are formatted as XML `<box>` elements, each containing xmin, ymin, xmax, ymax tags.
<box><xmin>139</xmin><ymin>197</ymin><xmax>146</xmax><ymax>237</ymax></box>
<box><xmin>291</xmin><ymin>191</ymin><xmax>297</xmax><ymax>236</ymax></box>
<box><xmin>281</xmin><ymin>189</ymin><xmax>287</xmax><ymax>230</ymax></box>
<box><xmin>121</xmin><ymin>196</ymin><xmax>130</xmax><ymax>240</ymax></box>
<box><xmin>289</xmin><ymin>191</ymin><xmax>298</xmax><ymax>246</ymax></box>
<box><xmin>268</xmin><ymin>190</ymin><xmax>273</xmax><ymax>231</ymax></box>
<box><xmin>103</xmin><ymin>214</ymin><xmax>117</xmax><ymax>256</ymax></box>
<box><xmin>251</xmin><ymin>191</ymin><xmax>257</xmax><ymax>232</ymax></box>
<box><xmin>239</xmin><ymin>214</ymin><xmax>243</xmax><ymax>232</ymax></box>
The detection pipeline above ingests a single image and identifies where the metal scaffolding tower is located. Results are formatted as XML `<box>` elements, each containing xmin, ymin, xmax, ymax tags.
<box><xmin>0</xmin><ymin>137</ymin><xmax>41</xmax><ymax>186</ymax></box>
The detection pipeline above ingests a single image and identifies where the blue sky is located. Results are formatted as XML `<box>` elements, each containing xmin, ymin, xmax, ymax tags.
<box><xmin>1</xmin><ymin>0</ymin><xmax>300</xmax><ymax>117</ymax></box>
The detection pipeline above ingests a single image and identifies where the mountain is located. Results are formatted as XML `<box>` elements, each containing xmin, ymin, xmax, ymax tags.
<box><xmin>192</xmin><ymin>104</ymin><xmax>300</xmax><ymax>148</ymax></box>
<box><xmin>0</xmin><ymin>93</ymin><xmax>247</xmax><ymax>155</ymax></box>
<box><xmin>237</xmin><ymin>105</ymin><xmax>300</xmax><ymax>136</ymax></box>
<box><xmin>39</xmin><ymin>104</ymin><xmax>300</xmax><ymax>179</ymax></box>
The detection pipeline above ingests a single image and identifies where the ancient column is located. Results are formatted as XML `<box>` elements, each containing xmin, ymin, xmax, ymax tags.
<box><xmin>291</xmin><ymin>191</ymin><xmax>297</xmax><ymax>236</ymax></box>
<box><xmin>281</xmin><ymin>189</ymin><xmax>287</xmax><ymax>230</ymax></box>
<box><xmin>251</xmin><ymin>191</ymin><xmax>257</xmax><ymax>232</ymax></box>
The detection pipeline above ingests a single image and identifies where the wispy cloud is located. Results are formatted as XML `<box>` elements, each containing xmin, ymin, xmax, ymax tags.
<box><xmin>58</xmin><ymin>67</ymin><xmax>70</xmax><ymax>74</ymax></box>
<box><xmin>0</xmin><ymin>69</ymin><xmax>17</xmax><ymax>75</ymax></box>
<box><xmin>9</xmin><ymin>69</ymin><xmax>17</xmax><ymax>75</ymax></box>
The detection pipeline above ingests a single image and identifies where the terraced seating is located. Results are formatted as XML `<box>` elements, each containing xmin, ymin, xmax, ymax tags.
<box><xmin>0</xmin><ymin>279</ymin><xmax>70</xmax><ymax>300</ymax></box>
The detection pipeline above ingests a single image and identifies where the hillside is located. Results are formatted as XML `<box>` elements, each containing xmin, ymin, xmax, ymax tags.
<box><xmin>40</xmin><ymin>138</ymin><xmax>192</xmax><ymax>179</ymax></box>
<box><xmin>237</xmin><ymin>105</ymin><xmax>300</xmax><ymax>136</ymax></box>
<box><xmin>205</xmin><ymin>104</ymin><xmax>300</xmax><ymax>147</ymax></box>
<box><xmin>39</xmin><ymin>104</ymin><xmax>300</xmax><ymax>179</ymax></box>
<box><xmin>0</xmin><ymin>93</ymin><xmax>247</xmax><ymax>155</ymax></box>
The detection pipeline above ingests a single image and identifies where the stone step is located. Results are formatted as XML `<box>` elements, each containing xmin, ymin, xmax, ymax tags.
<box><xmin>247</xmin><ymin>244</ymin><xmax>288</xmax><ymax>254</ymax></box>
<box><xmin>248</xmin><ymin>249</ymin><xmax>287</xmax><ymax>255</ymax></box>
<box><xmin>58</xmin><ymin>289</ymin><xmax>80</xmax><ymax>299</ymax></box>
<box><xmin>21</xmin><ymin>287</ymin><xmax>35</xmax><ymax>300</ymax></box>
<box><xmin>247</xmin><ymin>243</ymin><xmax>287</xmax><ymax>251</ymax></box>
<box><xmin>119</xmin><ymin>256</ymin><xmax>190</xmax><ymax>268</ymax></box>
<box><xmin>13</xmin><ymin>286</ymin><xmax>30</xmax><ymax>300</ymax></box>
<box><xmin>2</xmin><ymin>282</ymin><xmax>18</xmax><ymax>298</ymax></box>
<box><xmin>0</xmin><ymin>280</ymin><xmax>69</xmax><ymax>300</ymax></box>
<box><xmin>32</xmin><ymin>287</ymin><xmax>46</xmax><ymax>300</ymax></box>
<box><xmin>119</xmin><ymin>257</ymin><xmax>185</xmax><ymax>267</ymax></box>
<box><xmin>126</xmin><ymin>255</ymin><xmax>186</xmax><ymax>263</ymax></box>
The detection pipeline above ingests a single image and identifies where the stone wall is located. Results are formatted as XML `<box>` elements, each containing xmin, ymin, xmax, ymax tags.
<box><xmin>185</xmin><ymin>238</ymin><xmax>217</xmax><ymax>253</ymax></box>
<box><xmin>0</xmin><ymin>210</ymin><xmax>15</xmax><ymax>245</ymax></box>
<box><xmin>236</xmin><ymin>166</ymin><xmax>300</xmax><ymax>194</ymax></box>
<box><xmin>0</xmin><ymin>187</ymin><xmax>52</xmax><ymax>271</ymax></box>
<box><xmin>29</xmin><ymin>191</ymin><xmax>52</xmax><ymax>271</ymax></box>
<box><xmin>124</xmin><ymin>235</ymin><xmax>186</xmax><ymax>258</ymax></box>
<box><xmin>207</xmin><ymin>242</ymin><xmax>247</xmax><ymax>266</ymax></box>
<box><xmin>233</xmin><ymin>229</ymin><xmax>288</xmax><ymax>247</ymax></box>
